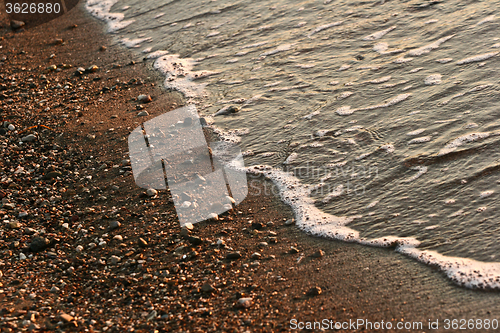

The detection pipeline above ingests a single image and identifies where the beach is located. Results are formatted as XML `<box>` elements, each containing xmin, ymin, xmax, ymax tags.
<box><xmin>1</xmin><ymin>2</ymin><xmax>500</xmax><ymax>332</ymax></box>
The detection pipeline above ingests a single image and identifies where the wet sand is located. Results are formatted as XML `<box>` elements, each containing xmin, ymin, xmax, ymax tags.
<box><xmin>1</xmin><ymin>3</ymin><xmax>500</xmax><ymax>332</ymax></box>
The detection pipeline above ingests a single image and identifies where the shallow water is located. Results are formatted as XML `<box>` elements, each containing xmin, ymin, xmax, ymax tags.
<box><xmin>86</xmin><ymin>0</ymin><xmax>500</xmax><ymax>288</ymax></box>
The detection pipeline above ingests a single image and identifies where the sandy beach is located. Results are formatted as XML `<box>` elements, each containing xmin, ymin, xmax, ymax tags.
<box><xmin>1</xmin><ymin>2</ymin><xmax>500</xmax><ymax>332</ymax></box>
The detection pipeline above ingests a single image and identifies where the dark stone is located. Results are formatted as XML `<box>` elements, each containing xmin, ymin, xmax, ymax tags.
<box><xmin>29</xmin><ymin>237</ymin><xmax>49</xmax><ymax>252</ymax></box>
<box><xmin>306</xmin><ymin>286</ymin><xmax>322</xmax><ymax>296</ymax></box>
<box><xmin>201</xmin><ymin>283</ymin><xmax>215</xmax><ymax>293</ymax></box>
<box><xmin>188</xmin><ymin>236</ymin><xmax>203</xmax><ymax>245</ymax></box>
<box><xmin>10</xmin><ymin>20</ymin><xmax>25</xmax><ymax>29</ymax></box>
<box><xmin>251</xmin><ymin>222</ymin><xmax>265</xmax><ymax>230</ymax></box>
<box><xmin>109</xmin><ymin>220</ymin><xmax>121</xmax><ymax>230</ymax></box>
<box><xmin>44</xmin><ymin>171</ymin><xmax>62</xmax><ymax>180</ymax></box>
<box><xmin>226</xmin><ymin>251</ymin><xmax>242</xmax><ymax>260</ymax></box>
<box><xmin>226</xmin><ymin>106</ymin><xmax>239</xmax><ymax>114</ymax></box>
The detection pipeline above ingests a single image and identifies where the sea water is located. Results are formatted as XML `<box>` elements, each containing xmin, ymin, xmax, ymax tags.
<box><xmin>86</xmin><ymin>0</ymin><xmax>500</xmax><ymax>289</ymax></box>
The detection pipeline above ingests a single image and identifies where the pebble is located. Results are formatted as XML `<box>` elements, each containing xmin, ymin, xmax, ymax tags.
<box><xmin>59</xmin><ymin>313</ymin><xmax>74</xmax><ymax>323</ymax></box>
<box><xmin>236</xmin><ymin>297</ymin><xmax>253</xmax><ymax>308</ymax></box>
<box><xmin>214</xmin><ymin>105</ymin><xmax>239</xmax><ymax>116</ymax></box>
<box><xmin>29</xmin><ymin>236</ymin><xmax>49</xmax><ymax>252</ymax></box>
<box><xmin>226</xmin><ymin>251</ymin><xmax>242</xmax><ymax>260</ymax></box>
<box><xmin>11</xmin><ymin>20</ymin><xmax>25</xmax><ymax>29</ymax></box>
<box><xmin>289</xmin><ymin>246</ymin><xmax>300</xmax><ymax>254</ymax></box>
<box><xmin>109</xmin><ymin>255</ymin><xmax>121</xmax><ymax>265</ymax></box>
<box><xmin>87</xmin><ymin>65</ymin><xmax>99</xmax><ymax>73</ymax></box>
<box><xmin>21</xmin><ymin>134</ymin><xmax>36</xmax><ymax>142</ymax></box>
<box><xmin>251</xmin><ymin>252</ymin><xmax>262</xmax><ymax>259</ymax></box>
<box><xmin>258</xmin><ymin>242</ymin><xmax>268</xmax><ymax>248</ymax></box>
<box><xmin>284</xmin><ymin>219</ymin><xmax>295</xmax><ymax>226</ymax></box>
<box><xmin>75</xmin><ymin>67</ymin><xmax>86</xmax><ymax>75</ymax></box>
<box><xmin>138</xmin><ymin>238</ymin><xmax>148</xmax><ymax>247</ymax></box>
<box><xmin>180</xmin><ymin>201</ymin><xmax>191</xmax><ymax>208</ymax></box>
<box><xmin>306</xmin><ymin>286</ymin><xmax>322</xmax><ymax>296</ymax></box>
<box><xmin>19</xmin><ymin>253</ymin><xmax>27</xmax><ymax>260</ymax></box>
<box><xmin>7</xmin><ymin>124</ymin><xmax>15</xmax><ymax>131</ymax></box>
<box><xmin>147</xmin><ymin>310</ymin><xmax>157</xmax><ymax>321</ymax></box>
<box><xmin>138</xmin><ymin>94</ymin><xmax>152</xmax><ymax>103</ymax></box>
<box><xmin>50</xmin><ymin>286</ymin><xmax>60</xmax><ymax>293</ymax></box>
<box><xmin>137</xmin><ymin>111</ymin><xmax>149</xmax><ymax>117</ymax></box>
<box><xmin>312</xmin><ymin>249</ymin><xmax>325</xmax><ymax>258</ymax></box>
<box><xmin>252</xmin><ymin>222</ymin><xmax>265</xmax><ymax>230</ymax></box>
<box><xmin>75</xmin><ymin>245</ymin><xmax>83</xmax><ymax>252</ymax></box>
<box><xmin>18</xmin><ymin>211</ymin><xmax>28</xmax><ymax>218</ymax></box>
<box><xmin>201</xmin><ymin>283</ymin><xmax>216</xmax><ymax>293</ymax></box>
<box><xmin>188</xmin><ymin>236</ymin><xmax>203</xmax><ymax>245</ymax></box>
<box><xmin>45</xmin><ymin>171</ymin><xmax>62</xmax><ymax>179</ymax></box>
<box><xmin>207</xmin><ymin>212</ymin><xmax>219</xmax><ymax>220</ymax></box>
<box><xmin>9</xmin><ymin>221</ymin><xmax>20</xmax><ymax>229</ymax></box>
<box><xmin>146</xmin><ymin>188</ymin><xmax>158</xmax><ymax>197</ymax></box>
<box><xmin>109</xmin><ymin>220</ymin><xmax>121</xmax><ymax>230</ymax></box>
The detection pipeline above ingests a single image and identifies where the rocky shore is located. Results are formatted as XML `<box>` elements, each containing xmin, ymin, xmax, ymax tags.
<box><xmin>2</xmin><ymin>3</ymin><xmax>500</xmax><ymax>333</ymax></box>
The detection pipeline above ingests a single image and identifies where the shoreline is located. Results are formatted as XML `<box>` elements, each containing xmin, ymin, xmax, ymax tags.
<box><xmin>1</xmin><ymin>2</ymin><xmax>500</xmax><ymax>332</ymax></box>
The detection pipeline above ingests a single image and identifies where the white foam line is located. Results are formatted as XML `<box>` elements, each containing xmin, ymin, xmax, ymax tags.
<box><xmin>259</xmin><ymin>44</ymin><xmax>294</xmax><ymax>57</ymax></box>
<box><xmin>222</xmin><ymin>153</ymin><xmax>500</xmax><ymax>289</ymax></box>
<box><xmin>408</xmin><ymin>35</ymin><xmax>454</xmax><ymax>56</ymax></box>
<box><xmin>402</xmin><ymin>166</ymin><xmax>428</xmax><ymax>183</ymax></box>
<box><xmin>214</xmin><ymin>137</ymin><xmax>500</xmax><ymax>288</ymax></box>
<box><xmin>121</xmin><ymin>37</ymin><xmax>152</xmax><ymax>48</ymax></box>
<box><xmin>475</xmin><ymin>15</ymin><xmax>496</xmax><ymax>27</ymax></box>
<box><xmin>362</xmin><ymin>26</ymin><xmax>396</xmax><ymax>41</ymax></box>
<box><xmin>307</xmin><ymin>21</ymin><xmax>343</xmax><ymax>38</ymax></box>
<box><xmin>398</xmin><ymin>247</ymin><xmax>500</xmax><ymax>289</ymax></box>
<box><xmin>153</xmin><ymin>55</ymin><xmax>219</xmax><ymax>99</ymax></box>
<box><xmin>456</xmin><ymin>52</ymin><xmax>499</xmax><ymax>64</ymax></box>
<box><xmin>438</xmin><ymin>132</ymin><xmax>491</xmax><ymax>156</ymax></box>
<box><xmin>86</xmin><ymin>0</ymin><xmax>135</xmax><ymax>33</ymax></box>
